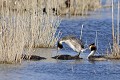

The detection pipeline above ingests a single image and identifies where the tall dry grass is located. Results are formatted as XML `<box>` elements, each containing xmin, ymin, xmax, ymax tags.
<box><xmin>0</xmin><ymin>0</ymin><xmax>61</xmax><ymax>63</ymax></box>
<box><xmin>0</xmin><ymin>0</ymin><xmax>26</xmax><ymax>63</ymax></box>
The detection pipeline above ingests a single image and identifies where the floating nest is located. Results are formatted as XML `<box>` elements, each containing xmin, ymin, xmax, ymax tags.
<box><xmin>105</xmin><ymin>55</ymin><xmax>120</xmax><ymax>60</ymax></box>
<box><xmin>22</xmin><ymin>54</ymin><xmax>46</xmax><ymax>61</ymax></box>
<box><xmin>52</xmin><ymin>54</ymin><xmax>83</xmax><ymax>60</ymax></box>
<box><xmin>88</xmin><ymin>55</ymin><xmax>107</xmax><ymax>61</ymax></box>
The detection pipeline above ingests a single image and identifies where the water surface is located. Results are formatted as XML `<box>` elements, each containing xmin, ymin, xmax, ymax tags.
<box><xmin>0</xmin><ymin>49</ymin><xmax>120</xmax><ymax>80</ymax></box>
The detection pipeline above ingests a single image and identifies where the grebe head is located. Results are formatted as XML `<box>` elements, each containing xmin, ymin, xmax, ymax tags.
<box><xmin>87</xmin><ymin>43</ymin><xmax>97</xmax><ymax>58</ymax></box>
<box><xmin>88</xmin><ymin>43</ymin><xmax>107</xmax><ymax>61</ymax></box>
<box><xmin>57</xmin><ymin>41</ymin><xmax>63</xmax><ymax>50</ymax></box>
<box><xmin>89</xmin><ymin>43</ymin><xmax>97</xmax><ymax>51</ymax></box>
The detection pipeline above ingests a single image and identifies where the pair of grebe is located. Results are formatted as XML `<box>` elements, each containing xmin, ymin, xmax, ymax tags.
<box><xmin>57</xmin><ymin>36</ymin><xmax>106</xmax><ymax>61</ymax></box>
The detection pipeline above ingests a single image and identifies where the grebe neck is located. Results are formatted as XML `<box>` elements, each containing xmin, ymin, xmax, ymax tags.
<box><xmin>88</xmin><ymin>50</ymin><xmax>96</xmax><ymax>58</ymax></box>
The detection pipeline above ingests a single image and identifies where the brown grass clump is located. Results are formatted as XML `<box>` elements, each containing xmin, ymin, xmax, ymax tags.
<box><xmin>106</xmin><ymin>42</ymin><xmax>120</xmax><ymax>59</ymax></box>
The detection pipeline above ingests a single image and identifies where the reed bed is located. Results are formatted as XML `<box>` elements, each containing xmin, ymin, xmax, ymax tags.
<box><xmin>0</xmin><ymin>3</ymin><xmax>25</xmax><ymax>63</ymax></box>
<box><xmin>24</xmin><ymin>0</ymin><xmax>61</xmax><ymax>48</ymax></box>
<box><xmin>0</xmin><ymin>0</ymin><xmax>101</xmax><ymax>16</ymax></box>
<box><xmin>56</xmin><ymin>0</ymin><xmax>101</xmax><ymax>16</ymax></box>
<box><xmin>106</xmin><ymin>0</ymin><xmax>120</xmax><ymax>59</ymax></box>
<box><xmin>0</xmin><ymin>0</ymin><xmax>61</xmax><ymax>63</ymax></box>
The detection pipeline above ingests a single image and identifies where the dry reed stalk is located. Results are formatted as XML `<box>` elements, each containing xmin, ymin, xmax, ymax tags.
<box><xmin>112</xmin><ymin>0</ymin><xmax>115</xmax><ymax>44</ymax></box>
<box><xmin>117</xmin><ymin>1</ymin><xmax>119</xmax><ymax>46</ymax></box>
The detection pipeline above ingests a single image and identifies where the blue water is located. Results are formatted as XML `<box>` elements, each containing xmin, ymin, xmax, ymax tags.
<box><xmin>59</xmin><ymin>8</ymin><xmax>114</xmax><ymax>54</ymax></box>
<box><xmin>1</xmin><ymin>58</ymin><xmax>120</xmax><ymax>80</ymax></box>
<box><xmin>1</xmin><ymin>3</ymin><xmax>120</xmax><ymax>80</ymax></box>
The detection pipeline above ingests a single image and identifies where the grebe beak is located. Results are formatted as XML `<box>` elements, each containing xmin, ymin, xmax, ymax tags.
<box><xmin>81</xmin><ymin>48</ymin><xmax>87</xmax><ymax>53</ymax></box>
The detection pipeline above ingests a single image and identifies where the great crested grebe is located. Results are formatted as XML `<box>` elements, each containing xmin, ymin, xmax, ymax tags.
<box><xmin>88</xmin><ymin>43</ymin><xmax>107</xmax><ymax>61</ymax></box>
<box><xmin>57</xmin><ymin>36</ymin><xmax>85</xmax><ymax>58</ymax></box>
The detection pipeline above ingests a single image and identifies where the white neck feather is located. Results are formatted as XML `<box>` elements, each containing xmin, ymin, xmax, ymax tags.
<box><xmin>88</xmin><ymin>50</ymin><xmax>95</xmax><ymax>58</ymax></box>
